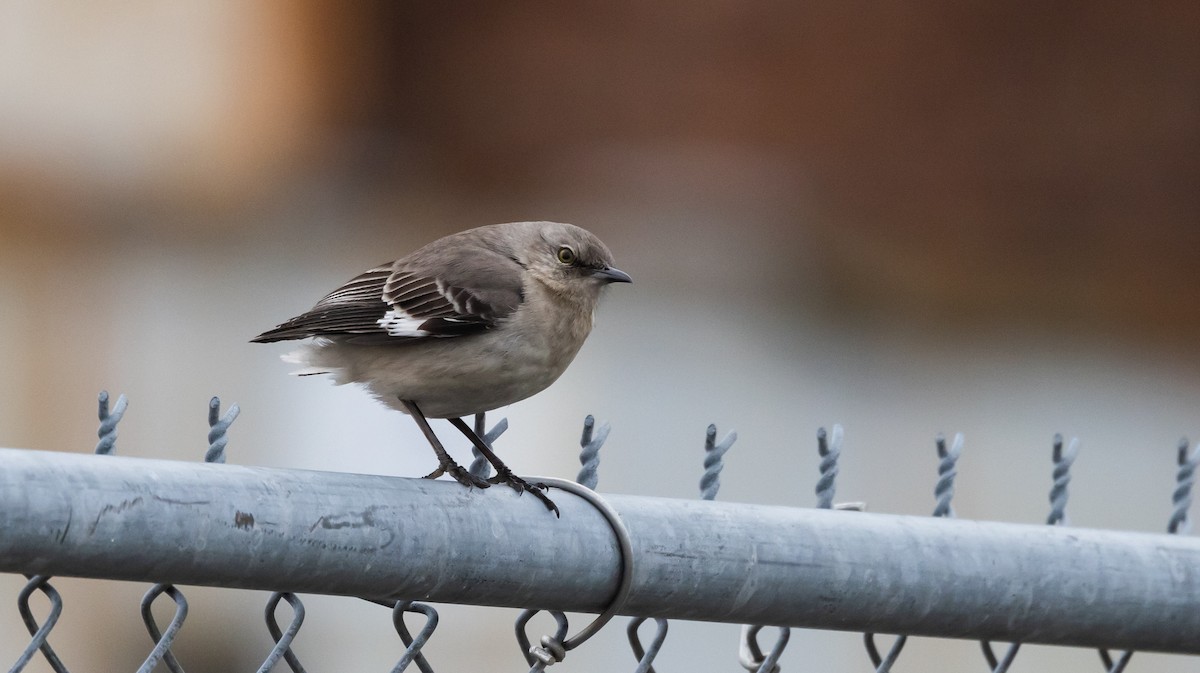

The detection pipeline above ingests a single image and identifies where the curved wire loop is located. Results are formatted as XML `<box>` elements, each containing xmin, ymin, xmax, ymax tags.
<box><xmin>515</xmin><ymin>610</ymin><xmax>571</xmax><ymax>669</ymax></box>
<box><xmin>1097</xmin><ymin>648</ymin><xmax>1135</xmax><ymax>673</ymax></box>
<box><xmin>13</xmin><ymin>575</ymin><xmax>68</xmax><ymax>673</ymax></box>
<box><xmin>626</xmin><ymin>617</ymin><xmax>669</xmax><ymax>673</ymax></box>
<box><xmin>979</xmin><ymin>640</ymin><xmax>1022</xmax><ymax>673</ymax></box>
<box><xmin>390</xmin><ymin>601</ymin><xmax>438</xmax><ymax>673</ymax></box>
<box><xmin>739</xmin><ymin>625</ymin><xmax>789</xmax><ymax>673</ymax></box>
<box><xmin>258</xmin><ymin>592</ymin><xmax>306</xmax><ymax>673</ymax></box>
<box><xmin>864</xmin><ymin>634</ymin><xmax>908</xmax><ymax>673</ymax></box>
<box><xmin>138</xmin><ymin>583</ymin><xmax>189</xmax><ymax>673</ymax></box>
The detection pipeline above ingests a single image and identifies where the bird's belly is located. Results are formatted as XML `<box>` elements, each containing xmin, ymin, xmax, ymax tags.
<box><xmin>351</xmin><ymin>337</ymin><xmax>575</xmax><ymax>419</ymax></box>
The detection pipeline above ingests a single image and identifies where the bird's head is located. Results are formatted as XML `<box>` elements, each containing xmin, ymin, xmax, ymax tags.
<box><xmin>519</xmin><ymin>222</ymin><xmax>632</xmax><ymax>302</ymax></box>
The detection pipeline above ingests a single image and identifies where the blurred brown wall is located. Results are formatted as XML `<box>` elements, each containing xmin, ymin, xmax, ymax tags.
<box><xmin>3</xmin><ymin>1</ymin><xmax>1198</xmax><ymax>336</ymax></box>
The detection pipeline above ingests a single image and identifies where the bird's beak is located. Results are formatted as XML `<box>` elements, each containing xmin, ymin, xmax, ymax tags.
<box><xmin>594</xmin><ymin>266</ymin><xmax>632</xmax><ymax>284</ymax></box>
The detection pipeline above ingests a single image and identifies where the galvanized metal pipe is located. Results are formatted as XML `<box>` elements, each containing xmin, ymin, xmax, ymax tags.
<box><xmin>1</xmin><ymin>447</ymin><xmax>1198</xmax><ymax>654</ymax></box>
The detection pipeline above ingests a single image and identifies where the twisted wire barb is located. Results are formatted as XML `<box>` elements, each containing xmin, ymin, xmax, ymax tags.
<box><xmin>206</xmin><ymin>397</ymin><xmax>240</xmax><ymax>464</ymax></box>
<box><xmin>391</xmin><ymin>602</ymin><xmax>438</xmax><ymax>673</ymax></box>
<box><xmin>1168</xmin><ymin>437</ymin><xmax>1197</xmax><ymax>535</ymax></box>
<box><xmin>468</xmin><ymin>413</ymin><xmax>509</xmax><ymax>479</ymax></box>
<box><xmin>815</xmin><ymin>425</ymin><xmax>841</xmax><ymax>509</ymax></box>
<box><xmin>932</xmin><ymin>433</ymin><xmax>962</xmax><ymax>518</ymax></box>
<box><xmin>700</xmin><ymin>424</ymin><xmax>737</xmax><ymax>501</ymax></box>
<box><xmin>577</xmin><ymin>415</ymin><xmax>610</xmax><ymax>490</ymax></box>
<box><xmin>1045</xmin><ymin>434</ymin><xmax>1078</xmax><ymax>526</ymax></box>
<box><xmin>95</xmin><ymin>390</ymin><xmax>128</xmax><ymax>455</ymax></box>
<box><xmin>204</xmin><ymin>399</ymin><xmax>237</xmax><ymax>459</ymax></box>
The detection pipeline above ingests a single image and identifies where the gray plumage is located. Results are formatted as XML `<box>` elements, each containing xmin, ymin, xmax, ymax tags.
<box><xmin>253</xmin><ymin>221</ymin><xmax>631</xmax><ymax>419</ymax></box>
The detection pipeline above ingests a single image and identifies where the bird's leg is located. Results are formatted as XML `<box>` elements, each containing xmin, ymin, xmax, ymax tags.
<box><xmin>447</xmin><ymin>417</ymin><xmax>559</xmax><ymax>517</ymax></box>
<box><xmin>398</xmin><ymin>400</ymin><xmax>490</xmax><ymax>489</ymax></box>
<box><xmin>446</xmin><ymin>416</ymin><xmax>538</xmax><ymax>490</ymax></box>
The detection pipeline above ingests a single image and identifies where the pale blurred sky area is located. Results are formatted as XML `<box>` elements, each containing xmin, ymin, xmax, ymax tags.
<box><xmin>1</xmin><ymin>3</ymin><xmax>1199</xmax><ymax>672</ymax></box>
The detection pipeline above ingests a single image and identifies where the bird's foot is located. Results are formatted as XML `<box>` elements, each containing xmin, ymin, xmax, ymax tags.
<box><xmin>425</xmin><ymin>460</ymin><xmax>491</xmax><ymax>489</ymax></box>
<box><xmin>488</xmin><ymin>468</ymin><xmax>559</xmax><ymax>517</ymax></box>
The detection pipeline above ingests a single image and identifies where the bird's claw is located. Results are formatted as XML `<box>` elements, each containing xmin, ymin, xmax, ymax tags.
<box><xmin>487</xmin><ymin>468</ymin><xmax>558</xmax><ymax>516</ymax></box>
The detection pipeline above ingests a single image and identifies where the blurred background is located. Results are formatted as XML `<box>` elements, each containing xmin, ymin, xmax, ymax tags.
<box><xmin>2</xmin><ymin>2</ymin><xmax>1199</xmax><ymax>671</ymax></box>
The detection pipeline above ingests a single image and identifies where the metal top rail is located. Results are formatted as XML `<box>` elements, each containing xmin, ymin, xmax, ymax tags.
<box><xmin>2</xmin><ymin>446</ymin><xmax>1199</xmax><ymax>656</ymax></box>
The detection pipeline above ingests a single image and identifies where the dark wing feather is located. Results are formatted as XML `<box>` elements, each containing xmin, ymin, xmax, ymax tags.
<box><xmin>376</xmin><ymin>242</ymin><xmax>525</xmax><ymax>337</ymax></box>
<box><xmin>251</xmin><ymin>237</ymin><xmax>526</xmax><ymax>344</ymax></box>
<box><xmin>250</xmin><ymin>267</ymin><xmax>392</xmax><ymax>342</ymax></box>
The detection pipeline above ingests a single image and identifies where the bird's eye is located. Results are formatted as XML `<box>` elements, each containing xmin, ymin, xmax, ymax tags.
<box><xmin>556</xmin><ymin>246</ymin><xmax>577</xmax><ymax>265</ymax></box>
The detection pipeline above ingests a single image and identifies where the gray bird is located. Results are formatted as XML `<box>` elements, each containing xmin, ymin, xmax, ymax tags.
<box><xmin>253</xmin><ymin>221</ymin><xmax>631</xmax><ymax>514</ymax></box>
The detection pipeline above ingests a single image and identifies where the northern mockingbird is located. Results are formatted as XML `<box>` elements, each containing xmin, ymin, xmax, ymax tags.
<box><xmin>253</xmin><ymin>221</ymin><xmax>631</xmax><ymax>515</ymax></box>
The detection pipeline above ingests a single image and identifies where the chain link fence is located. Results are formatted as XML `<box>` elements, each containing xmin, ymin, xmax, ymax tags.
<box><xmin>2</xmin><ymin>391</ymin><xmax>1198</xmax><ymax>672</ymax></box>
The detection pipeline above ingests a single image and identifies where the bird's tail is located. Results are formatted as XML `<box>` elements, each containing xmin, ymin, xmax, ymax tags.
<box><xmin>281</xmin><ymin>348</ymin><xmax>333</xmax><ymax>377</ymax></box>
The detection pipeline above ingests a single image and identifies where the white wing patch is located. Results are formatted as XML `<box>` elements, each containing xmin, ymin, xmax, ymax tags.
<box><xmin>378</xmin><ymin>309</ymin><xmax>433</xmax><ymax>337</ymax></box>
<box><xmin>377</xmin><ymin>276</ymin><xmax>482</xmax><ymax>338</ymax></box>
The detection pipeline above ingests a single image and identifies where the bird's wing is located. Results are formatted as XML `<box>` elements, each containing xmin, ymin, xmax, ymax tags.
<box><xmin>377</xmin><ymin>244</ymin><xmax>525</xmax><ymax>337</ymax></box>
<box><xmin>251</xmin><ymin>244</ymin><xmax>525</xmax><ymax>343</ymax></box>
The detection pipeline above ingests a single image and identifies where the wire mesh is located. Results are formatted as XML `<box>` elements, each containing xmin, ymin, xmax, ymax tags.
<box><xmin>2</xmin><ymin>391</ymin><xmax>1199</xmax><ymax>672</ymax></box>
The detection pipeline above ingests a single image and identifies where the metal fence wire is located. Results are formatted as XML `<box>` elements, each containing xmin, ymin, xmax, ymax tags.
<box><xmin>1</xmin><ymin>391</ymin><xmax>1199</xmax><ymax>672</ymax></box>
